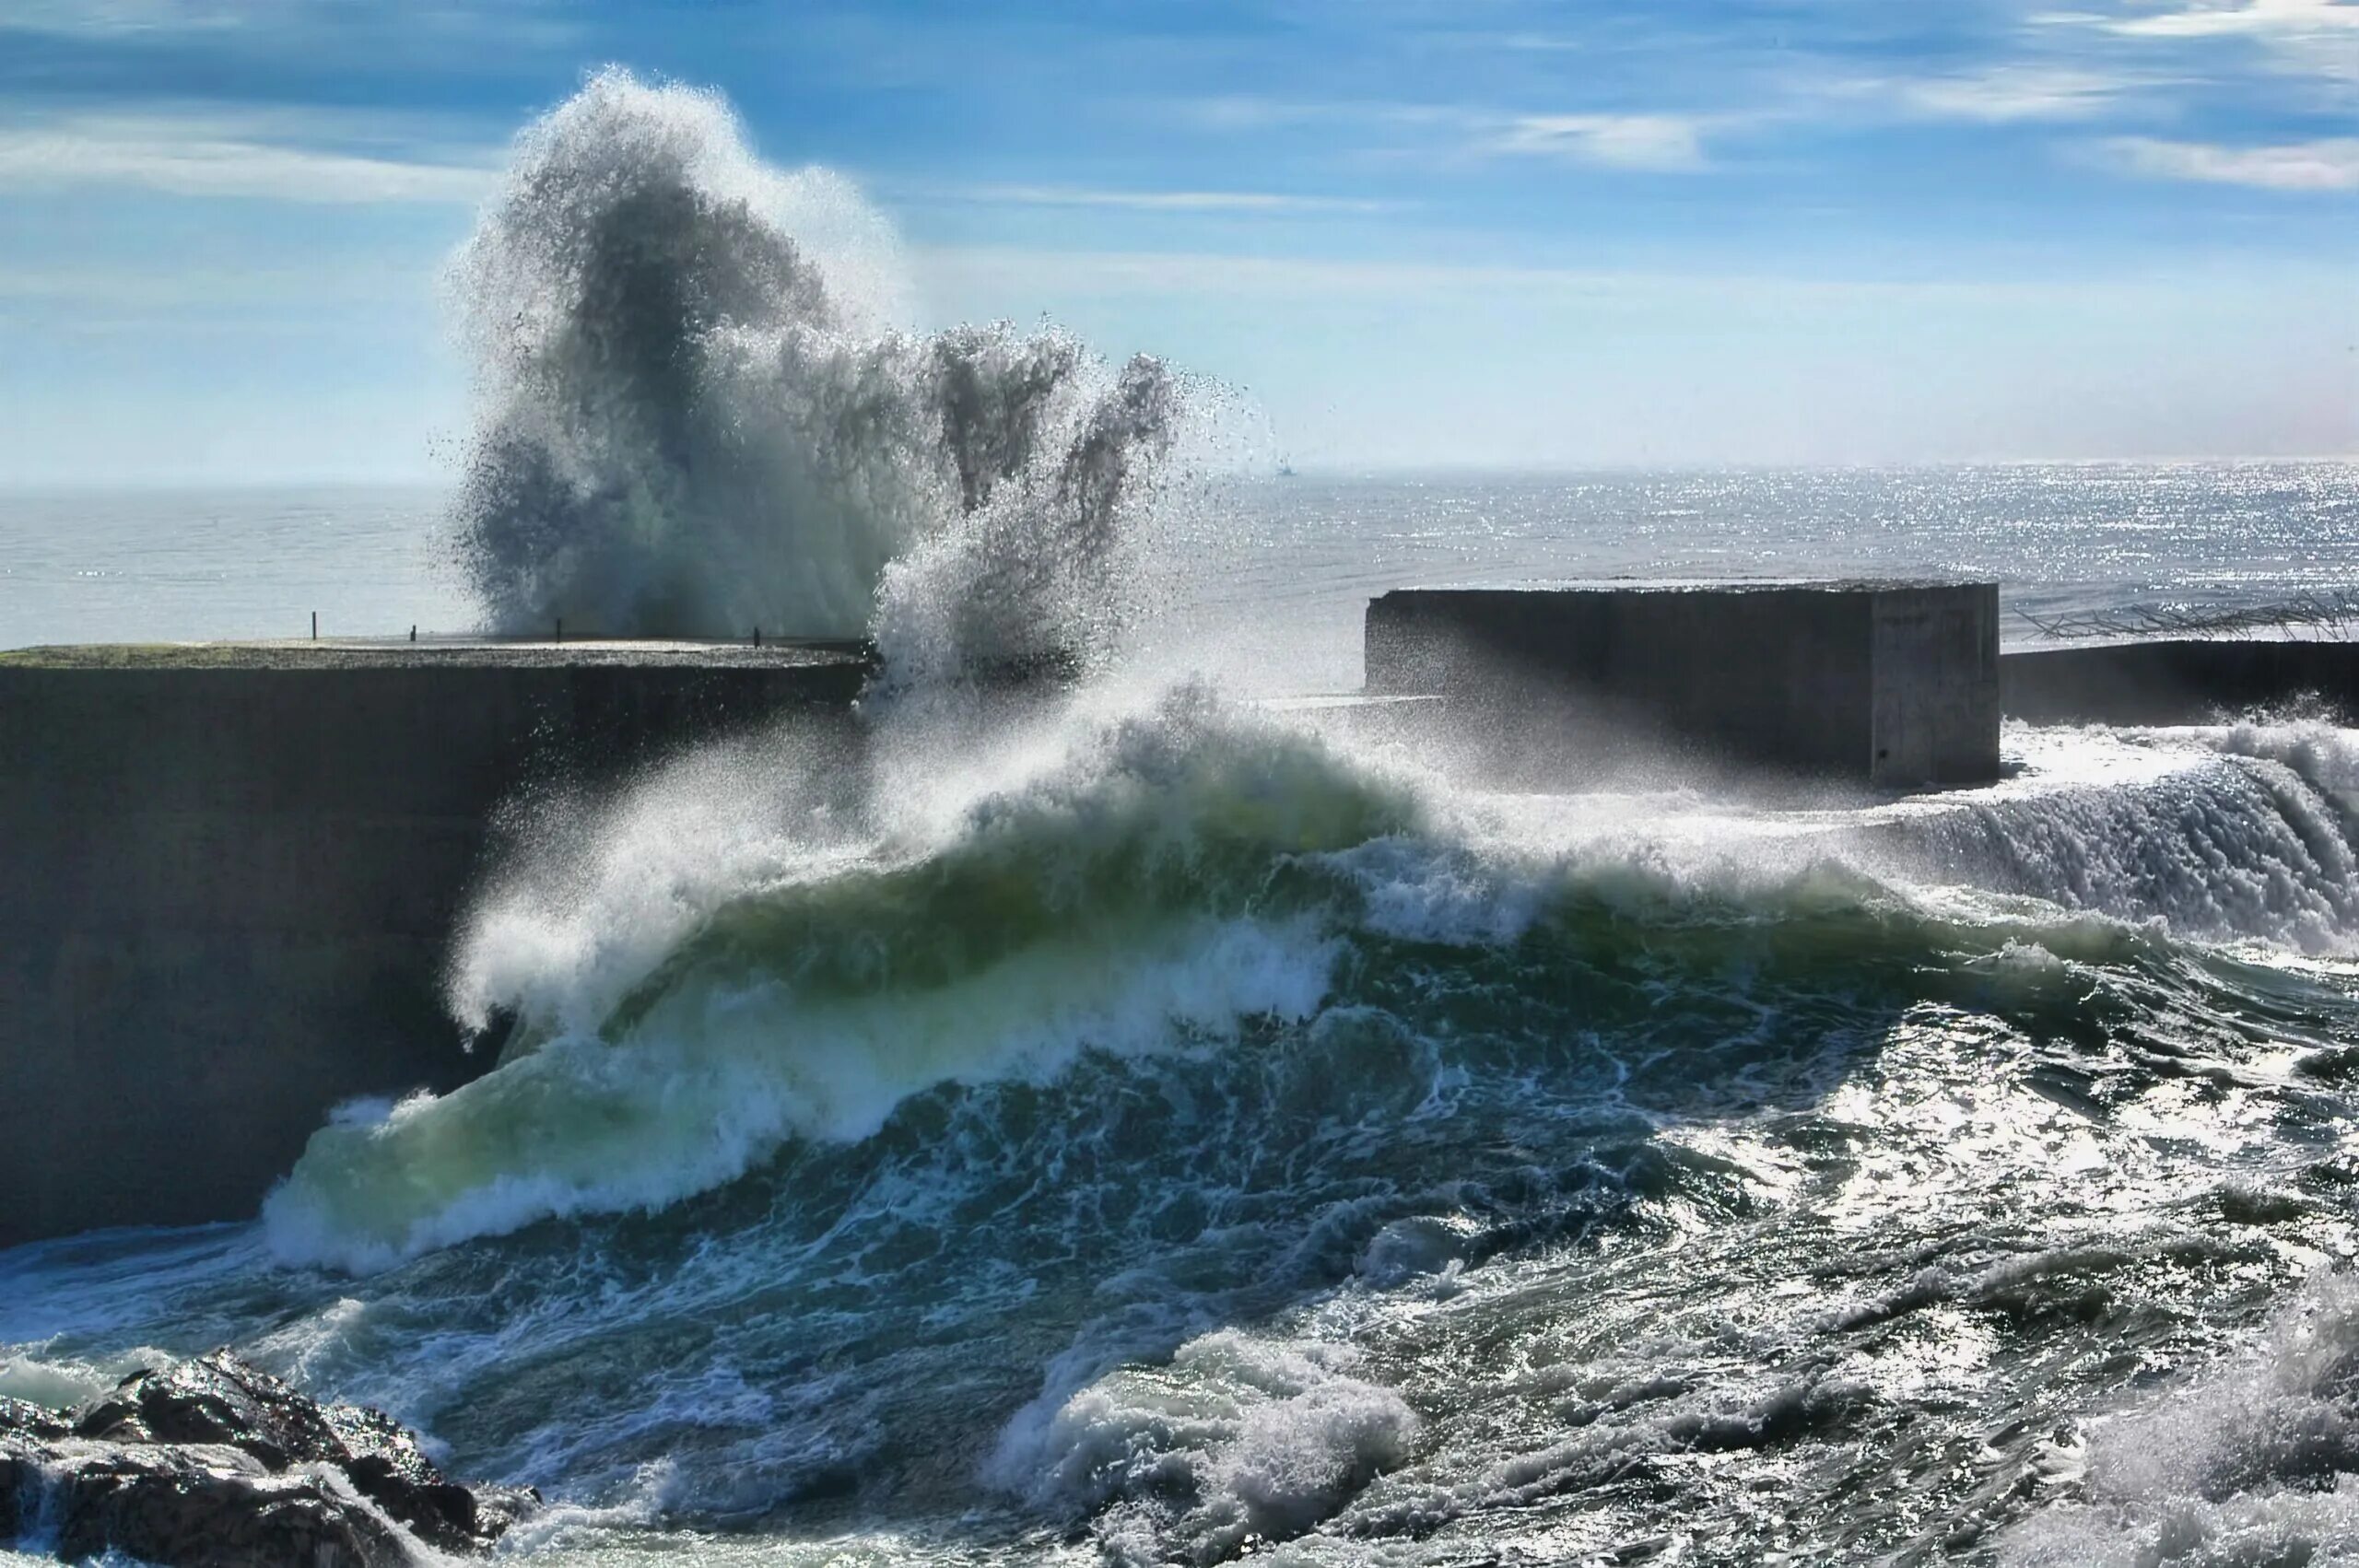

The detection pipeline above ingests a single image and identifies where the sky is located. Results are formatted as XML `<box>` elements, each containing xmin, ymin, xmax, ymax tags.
<box><xmin>0</xmin><ymin>0</ymin><xmax>2353</xmax><ymax>482</ymax></box>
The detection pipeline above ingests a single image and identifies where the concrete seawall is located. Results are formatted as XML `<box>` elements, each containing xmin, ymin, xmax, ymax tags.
<box><xmin>2001</xmin><ymin>638</ymin><xmax>2359</xmax><ymax>725</ymax></box>
<box><xmin>1366</xmin><ymin>582</ymin><xmax>2001</xmax><ymax>788</ymax></box>
<box><xmin>10</xmin><ymin>624</ymin><xmax>2357</xmax><ymax>1252</ymax></box>
<box><xmin>0</xmin><ymin>644</ymin><xmax>869</xmax><ymax>1249</ymax></box>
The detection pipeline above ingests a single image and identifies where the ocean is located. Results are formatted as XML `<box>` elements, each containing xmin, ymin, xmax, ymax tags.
<box><xmin>7</xmin><ymin>461</ymin><xmax>2358</xmax><ymax>685</ymax></box>
<box><xmin>6</xmin><ymin>462</ymin><xmax>2359</xmax><ymax>1568</ymax></box>
<box><xmin>7</xmin><ymin>69</ymin><xmax>2359</xmax><ymax>1568</ymax></box>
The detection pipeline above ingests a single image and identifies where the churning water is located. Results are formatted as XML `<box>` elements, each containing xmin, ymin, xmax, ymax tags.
<box><xmin>6</xmin><ymin>71</ymin><xmax>2359</xmax><ymax>1568</ymax></box>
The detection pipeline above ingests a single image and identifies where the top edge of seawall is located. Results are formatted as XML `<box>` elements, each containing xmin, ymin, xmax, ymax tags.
<box><xmin>0</xmin><ymin>638</ymin><xmax>879</xmax><ymax>671</ymax></box>
<box><xmin>1372</xmin><ymin>578</ymin><xmax>1995</xmax><ymax>599</ymax></box>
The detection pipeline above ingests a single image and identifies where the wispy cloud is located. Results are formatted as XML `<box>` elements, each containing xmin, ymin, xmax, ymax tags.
<box><xmin>2</xmin><ymin>0</ymin><xmax>246</xmax><ymax>35</ymax></box>
<box><xmin>1887</xmin><ymin>64</ymin><xmax>2135</xmax><ymax>122</ymax></box>
<box><xmin>2105</xmin><ymin>0</ymin><xmax>2359</xmax><ymax>39</ymax></box>
<box><xmin>5</xmin><ymin>0</ymin><xmax>581</xmax><ymax>46</ymax></box>
<box><xmin>952</xmin><ymin>183</ymin><xmax>1391</xmax><ymax>215</ymax></box>
<box><xmin>1487</xmin><ymin>113</ymin><xmax>1714</xmax><ymax>170</ymax></box>
<box><xmin>912</xmin><ymin>243</ymin><xmax>2214</xmax><ymax>309</ymax></box>
<box><xmin>0</xmin><ymin>259</ymin><xmax>435</xmax><ymax>318</ymax></box>
<box><xmin>0</xmin><ymin>113</ymin><xmax>499</xmax><ymax>204</ymax></box>
<box><xmin>2101</xmin><ymin>134</ymin><xmax>2359</xmax><ymax>188</ymax></box>
<box><xmin>1170</xmin><ymin>97</ymin><xmax>1719</xmax><ymax>174</ymax></box>
<box><xmin>1170</xmin><ymin>96</ymin><xmax>1461</xmax><ymax>135</ymax></box>
<box><xmin>2065</xmin><ymin>0</ymin><xmax>2359</xmax><ymax>82</ymax></box>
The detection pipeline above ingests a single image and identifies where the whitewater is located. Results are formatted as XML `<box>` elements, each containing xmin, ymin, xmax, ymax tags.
<box><xmin>7</xmin><ymin>70</ymin><xmax>2359</xmax><ymax>1568</ymax></box>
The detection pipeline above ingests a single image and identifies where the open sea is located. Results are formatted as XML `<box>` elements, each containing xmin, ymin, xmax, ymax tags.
<box><xmin>6</xmin><ymin>461</ymin><xmax>2359</xmax><ymax>683</ymax></box>
<box><xmin>8</xmin><ymin>461</ymin><xmax>2359</xmax><ymax>1568</ymax></box>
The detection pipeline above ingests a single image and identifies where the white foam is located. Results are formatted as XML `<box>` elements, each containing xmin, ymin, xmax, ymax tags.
<box><xmin>2002</xmin><ymin>1270</ymin><xmax>2359</xmax><ymax>1566</ymax></box>
<box><xmin>991</xmin><ymin>1328</ymin><xmax>1419</xmax><ymax>1562</ymax></box>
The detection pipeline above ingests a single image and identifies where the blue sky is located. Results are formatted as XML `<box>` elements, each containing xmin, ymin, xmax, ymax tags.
<box><xmin>0</xmin><ymin>0</ymin><xmax>2353</xmax><ymax>481</ymax></box>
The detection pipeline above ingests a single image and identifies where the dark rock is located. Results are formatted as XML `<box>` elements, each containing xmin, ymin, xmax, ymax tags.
<box><xmin>0</xmin><ymin>1351</ymin><xmax>534</xmax><ymax>1566</ymax></box>
<box><xmin>0</xmin><ymin>1397</ymin><xmax>71</xmax><ymax>1439</ymax></box>
<box><xmin>75</xmin><ymin>1353</ymin><xmax>346</xmax><ymax>1471</ymax></box>
<box><xmin>1</xmin><ymin>1446</ymin><xmax>25</xmax><ymax>1539</ymax></box>
<box><xmin>0</xmin><ymin>1399</ymin><xmax>74</xmax><ymax>1540</ymax></box>
<box><xmin>44</xmin><ymin>1438</ymin><xmax>414</xmax><ymax>1568</ymax></box>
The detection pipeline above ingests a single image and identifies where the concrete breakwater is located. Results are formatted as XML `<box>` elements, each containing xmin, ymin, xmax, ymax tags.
<box><xmin>6</xmin><ymin>617</ymin><xmax>2358</xmax><ymax>1252</ymax></box>
<box><xmin>2001</xmin><ymin>638</ymin><xmax>2359</xmax><ymax>726</ymax></box>
<box><xmin>0</xmin><ymin>643</ymin><xmax>869</xmax><ymax>1249</ymax></box>
<box><xmin>1366</xmin><ymin>582</ymin><xmax>2003</xmax><ymax>789</ymax></box>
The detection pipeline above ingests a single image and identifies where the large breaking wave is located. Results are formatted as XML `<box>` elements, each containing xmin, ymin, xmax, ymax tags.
<box><xmin>262</xmin><ymin>706</ymin><xmax>2359</xmax><ymax>1274</ymax></box>
<box><xmin>449</xmin><ymin>68</ymin><xmax>1187</xmax><ymax>682</ymax></box>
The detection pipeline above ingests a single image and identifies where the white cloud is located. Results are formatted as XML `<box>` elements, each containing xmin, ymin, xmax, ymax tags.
<box><xmin>2107</xmin><ymin>0</ymin><xmax>2359</xmax><ymax>38</ymax></box>
<box><xmin>2</xmin><ymin>0</ymin><xmax>246</xmax><ymax>34</ymax></box>
<box><xmin>1170</xmin><ymin>99</ymin><xmax>1716</xmax><ymax>173</ymax></box>
<box><xmin>1488</xmin><ymin>114</ymin><xmax>1712</xmax><ymax>171</ymax></box>
<box><xmin>0</xmin><ymin>259</ymin><xmax>431</xmax><ymax>314</ymax></box>
<box><xmin>2080</xmin><ymin>0</ymin><xmax>2359</xmax><ymax>82</ymax></box>
<box><xmin>910</xmin><ymin>244</ymin><xmax>2124</xmax><ymax>309</ymax></box>
<box><xmin>952</xmin><ymin>184</ymin><xmax>1390</xmax><ymax>215</ymax></box>
<box><xmin>0</xmin><ymin>115</ymin><xmax>498</xmax><ymax>205</ymax></box>
<box><xmin>2101</xmin><ymin>134</ymin><xmax>2359</xmax><ymax>187</ymax></box>
<box><xmin>4</xmin><ymin>0</ymin><xmax>581</xmax><ymax>49</ymax></box>
<box><xmin>1891</xmin><ymin>64</ymin><xmax>2133</xmax><ymax>121</ymax></box>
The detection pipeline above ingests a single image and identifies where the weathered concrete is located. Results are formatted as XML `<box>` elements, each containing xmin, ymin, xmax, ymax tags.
<box><xmin>2001</xmin><ymin>638</ymin><xmax>2359</xmax><ymax>725</ymax></box>
<box><xmin>0</xmin><ymin>644</ymin><xmax>870</xmax><ymax>1249</ymax></box>
<box><xmin>1365</xmin><ymin>582</ymin><xmax>2001</xmax><ymax>788</ymax></box>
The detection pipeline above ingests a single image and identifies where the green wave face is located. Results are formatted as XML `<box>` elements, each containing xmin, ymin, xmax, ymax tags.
<box><xmin>264</xmin><ymin>694</ymin><xmax>1436</xmax><ymax>1269</ymax></box>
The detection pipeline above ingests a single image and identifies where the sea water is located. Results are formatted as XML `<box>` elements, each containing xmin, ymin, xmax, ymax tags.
<box><xmin>6</xmin><ymin>462</ymin><xmax>2357</xmax><ymax>679</ymax></box>
<box><xmin>5</xmin><ymin>69</ymin><xmax>2359</xmax><ymax>1568</ymax></box>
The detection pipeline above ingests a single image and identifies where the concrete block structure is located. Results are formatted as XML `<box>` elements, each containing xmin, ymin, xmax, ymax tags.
<box><xmin>0</xmin><ymin>642</ymin><xmax>871</xmax><ymax>1247</ymax></box>
<box><xmin>2001</xmin><ymin>638</ymin><xmax>2359</xmax><ymax>726</ymax></box>
<box><xmin>1365</xmin><ymin>581</ymin><xmax>2001</xmax><ymax>789</ymax></box>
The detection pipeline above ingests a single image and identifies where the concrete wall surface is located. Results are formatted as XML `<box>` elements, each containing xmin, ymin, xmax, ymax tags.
<box><xmin>0</xmin><ymin>654</ymin><xmax>867</xmax><ymax>1248</ymax></box>
<box><xmin>2001</xmin><ymin>639</ymin><xmax>2359</xmax><ymax>726</ymax></box>
<box><xmin>1365</xmin><ymin>582</ymin><xmax>2000</xmax><ymax>788</ymax></box>
<box><xmin>1870</xmin><ymin>584</ymin><xmax>2001</xmax><ymax>787</ymax></box>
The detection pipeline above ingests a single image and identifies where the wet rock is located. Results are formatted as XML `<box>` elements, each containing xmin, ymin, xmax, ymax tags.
<box><xmin>73</xmin><ymin>1352</ymin><xmax>347</xmax><ymax>1470</ymax></box>
<box><xmin>0</xmin><ymin>1351</ymin><xmax>535</xmax><ymax>1566</ymax></box>
<box><xmin>20</xmin><ymin>1438</ymin><xmax>414</xmax><ymax>1568</ymax></box>
<box><xmin>0</xmin><ymin>1397</ymin><xmax>72</xmax><ymax>1439</ymax></box>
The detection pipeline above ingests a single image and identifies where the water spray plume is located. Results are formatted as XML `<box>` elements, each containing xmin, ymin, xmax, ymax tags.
<box><xmin>450</xmin><ymin>68</ymin><xmax>1187</xmax><ymax>683</ymax></box>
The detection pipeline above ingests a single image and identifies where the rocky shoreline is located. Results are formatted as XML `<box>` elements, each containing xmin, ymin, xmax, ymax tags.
<box><xmin>1</xmin><ymin>1352</ymin><xmax>534</xmax><ymax>1566</ymax></box>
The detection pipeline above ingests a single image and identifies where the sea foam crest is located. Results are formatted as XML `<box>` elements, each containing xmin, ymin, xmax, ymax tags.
<box><xmin>990</xmin><ymin>1328</ymin><xmax>1420</xmax><ymax>1564</ymax></box>
<box><xmin>450</xmin><ymin>67</ymin><xmax>1183</xmax><ymax>680</ymax></box>
<box><xmin>2002</xmin><ymin>1270</ymin><xmax>2359</xmax><ymax>1566</ymax></box>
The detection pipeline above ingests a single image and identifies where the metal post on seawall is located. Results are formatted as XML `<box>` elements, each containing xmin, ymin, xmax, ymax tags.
<box><xmin>754</xmin><ymin>627</ymin><xmax>761</xmax><ymax>649</ymax></box>
<box><xmin>410</xmin><ymin>626</ymin><xmax>417</xmax><ymax>643</ymax></box>
<box><xmin>311</xmin><ymin>611</ymin><xmax>317</xmax><ymax>641</ymax></box>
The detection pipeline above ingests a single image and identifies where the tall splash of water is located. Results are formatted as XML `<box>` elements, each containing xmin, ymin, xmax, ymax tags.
<box><xmin>450</xmin><ymin>68</ymin><xmax>1182</xmax><ymax>677</ymax></box>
